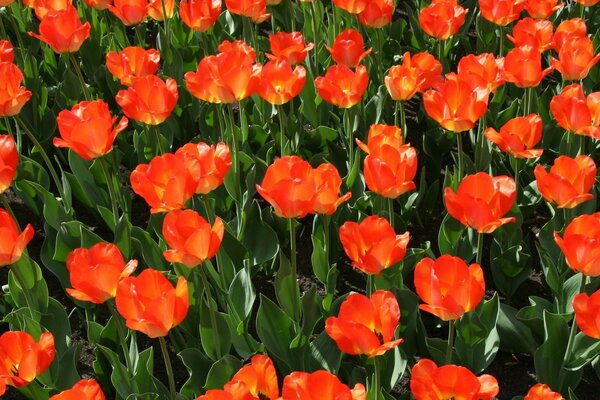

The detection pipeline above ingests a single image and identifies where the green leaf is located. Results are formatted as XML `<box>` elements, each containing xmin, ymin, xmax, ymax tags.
<box><xmin>204</xmin><ymin>355</ymin><xmax>242</xmax><ymax>390</ymax></box>
<box><xmin>199</xmin><ymin>304</ymin><xmax>232</xmax><ymax>361</ymax></box>
<box><xmin>275</xmin><ymin>252</ymin><xmax>300</xmax><ymax>319</ymax></box>
<box><xmin>565</xmin><ymin>333</ymin><xmax>600</xmax><ymax>371</ymax></box>
<box><xmin>241</xmin><ymin>201</ymin><xmax>279</xmax><ymax>266</ymax></box>
<box><xmin>497</xmin><ymin>303</ymin><xmax>538</xmax><ymax>355</ymax></box>
<box><xmin>256</xmin><ymin>295</ymin><xmax>296</xmax><ymax>371</ymax></box>
<box><xmin>179</xmin><ymin>348</ymin><xmax>213</xmax><ymax>397</ymax></box>
<box><xmin>228</xmin><ymin>268</ymin><xmax>256</xmax><ymax>327</ymax></box>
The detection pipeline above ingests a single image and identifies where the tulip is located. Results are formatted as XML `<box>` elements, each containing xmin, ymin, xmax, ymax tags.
<box><xmin>197</xmin><ymin>383</ymin><xmax>253</xmax><ymax>400</ymax></box>
<box><xmin>332</xmin><ymin>0</ymin><xmax>367</xmax><ymax>13</ymax></box>
<box><xmin>419</xmin><ymin>0</ymin><xmax>468</xmax><ymax>40</ymax></box>
<box><xmin>0</xmin><ymin>331</ymin><xmax>55</xmax><ymax>396</ymax></box>
<box><xmin>65</xmin><ymin>243</ymin><xmax>138</xmax><ymax>304</ymax></box>
<box><xmin>29</xmin><ymin>6</ymin><xmax>91</xmax><ymax>53</ymax></box>
<box><xmin>147</xmin><ymin>0</ymin><xmax>175</xmax><ymax>20</ymax></box>
<box><xmin>478</xmin><ymin>0</ymin><xmax>525</xmax><ymax>26</ymax></box>
<box><xmin>550</xmin><ymin>84</ymin><xmax>600</xmax><ymax>139</ymax></box>
<box><xmin>524</xmin><ymin>0</ymin><xmax>563</xmax><ymax>19</ymax></box>
<box><xmin>356</xmin><ymin>123</ymin><xmax>403</xmax><ymax>150</ymax></box>
<box><xmin>282</xmin><ymin>370</ymin><xmax>366</xmax><ymax>400</ymax></box>
<box><xmin>257</xmin><ymin>60</ymin><xmax>306</xmax><ymax>105</ymax></box>
<box><xmin>115</xmin><ymin>75</ymin><xmax>178</xmax><ymax>125</ymax></box>
<box><xmin>524</xmin><ymin>383</ymin><xmax>564</xmax><ymax>400</ymax></box>
<box><xmin>358</xmin><ymin>0</ymin><xmax>393</xmax><ymax>28</ymax></box>
<box><xmin>83</xmin><ymin>0</ymin><xmax>111</xmax><ymax>10</ymax></box>
<box><xmin>0</xmin><ymin>40</ymin><xmax>14</xmax><ymax>63</ymax></box>
<box><xmin>534</xmin><ymin>155</ymin><xmax>596</xmax><ymax>209</ymax></box>
<box><xmin>179</xmin><ymin>0</ymin><xmax>222</xmax><ymax>32</ymax></box>
<box><xmin>0</xmin><ymin>208</ymin><xmax>34</xmax><ymax>267</ymax></box>
<box><xmin>312</xmin><ymin>163</ymin><xmax>351</xmax><ymax>215</ymax></box>
<box><xmin>266</xmin><ymin>32</ymin><xmax>313</xmax><ymax>65</ymax></box>
<box><xmin>574</xmin><ymin>0</ymin><xmax>599</xmax><ymax>5</ymax></box>
<box><xmin>503</xmin><ymin>46</ymin><xmax>553</xmax><ymax>88</ymax></box>
<box><xmin>162</xmin><ymin>209</ymin><xmax>224</xmax><ymax>267</ymax></box>
<box><xmin>224</xmin><ymin>355</ymin><xmax>279</xmax><ymax>400</ymax></box>
<box><xmin>106</xmin><ymin>46</ymin><xmax>161</xmax><ymax>86</ymax></box>
<box><xmin>315</xmin><ymin>64</ymin><xmax>369</xmax><ymax>108</ymax></box>
<box><xmin>0</xmin><ymin>63</ymin><xmax>32</xmax><ymax>117</ymax></box>
<box><xmin>326</xmin><ymin>290</ymin><xmax>403</xmax><ymax>357</ymax></box>
<box><xmin>0</xmin><ymin>135</ymin><xmax>18</xmax><ymax>194</ymax></box>
<box><xmin>339</xmin><ymin>215</ymin><xmax>410</xmax><ymax>275</ymax></box>
<box><xmin>224</xmin><ymin>0</ymin><xmax>270</xmax><ymax>23</ymax></box>
<box><xmin>217</xmin><ymin>39</ymin><xmax>256</xmax><ymax>60</ymax></box>
<box><xmin>362</xmin><ymin>142</ymin><xmax>418</xmax><ymax>199</ymax></box>
<box><xmin>550</xmin><ymin>37</ymin><xmax>600</xmax><ymax>81</ymax></box>
<box><xmin>444</xmin><ymin>172</ymin><xmax>516</xmax><ymax>233</ymax></box>
<box><xmin>54</xmin><ymin>100</ymin><xmax>128</xmax><ymax>160</ymax></box>
<box><xmin>175</xmin><ymin>141</ymin><xmax>231</xmax><ymax>194</ymax></box>
<box><xmin>49</xmin><ymin>379</ymin><xmax>106</xmax><ymax>400</ymax></box>
<box><xmin>255</xmin><ymin>156</ymin><xmax>316</xmax><ymax>218</ymax></box>
<box><xmin>414</xmin><ymin>255</ymin><xmax>485</xmax><ymax>320</ymax></box>
<box><xmin>32</xmin><ymin>0</ymin><xmax>72</xmax><ymax>20</ymax></box>
<box><xmin>553</xmin><ymin>18</ymin><xmax>587</xmax><ymax>53</ymax></box>
<box><xmin>554</xmin><ymin>213</ymin><xmax>600</xmax><ymax>276</ymax></box>
<box><xmin>325</xmin><ymin>29</ymin><xmax>371</xmax><ymax>68</ymax></box>
<box><xmin>108</xmin><ymin>0</ymin><xmax>147</xmax><ymax>25</ymax></box>
<box><xmin>385</xmin><ymin>52</ymin><xmax>443</xmax><ymax>101</ymax></box>
<box><xmin>130</xmin><ymin>153</ymin><xmax>197</xmax><ymax>213</ymax></box>
<box><xmin>411</xmin><ymin>359</ymin><xmax>499</xmax><ymax>400</ymax></box>
<box><xmin>484</xmin><ymin>114</ymin><xmax>543</xmax><ymax>158</ymax></box>
<box><xmin>457</xmin><ymin>53</ymin><xmax>505</xmax><ymax>93</ymax></box>
<box><xmin>0</xmin><ymin>0</ymin><xmax>15</xmax><ymax>5</ymax></box>
<box><xmin>507</xmin><ymin>18</ymin><xmax>554</xmax><ymax>52</ymax></box>
<box><xmin>116</xmin><ymin>268</ymin><xmax>189</xmax><ymax>338</ymax></box>
<box><xmin>573</xmin><ymin>290</ymin><xmax>600</xmax><ymax>339</ymax></box>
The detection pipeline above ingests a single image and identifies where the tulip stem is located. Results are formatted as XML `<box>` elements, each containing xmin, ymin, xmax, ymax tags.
<box><xmin>559</xmin><ymin>274</ymin><xmax>586</xmax><ymax>390</ymax></box>
<box><xmin>512</xmin><ymin>157</ymin><xmax>520</xmax><ymax>203</ymax></box>
<box><xmin>277</xmin><ymin>105</ymin><xmax>287</xmax><ymax>155</ymax></box>
<box><xmin>476</xmin><ymin>232</ymin><xmax>484</xmax><ymax>266</ymax></box>
<box><xmin>332</xmin><ymin>4</ymin><xmax>338</xmax><ymax>38</ymax></box>
<box><xmin>200</xmin><ymin>266</ymin><xmax>222</xmax><ymax>359</ymax></box>
<box><xmin>0</xmin><ymin>14</ymin><xmax>7</xmax><ymax>40</ymax></box>
<box><xmin>159</xmin><ymin>336</ymin><xmax>177</xmax><ymax>400</ymax></box>
<box><xmin>108</xmin><ymin>301</ymin><xmax>134</xmax><ymax>372</ymax></box>
<box><xmin>69</xmin><ymin>54</ymin><xmax>91</xmax><ymax>101</ymax></box>
<box><xmin>387</xmin><ymin>198</ymin><xmax>395</xmax><ymax>229</ymax></box>
<box><xmin>202</xmin><ymin>195</ymin><xmax>227</xmax><ymax>291</ymax></box>
<box><xmin>135</xmin><ymin>25</ymin><xmax>145</xmax><ymax>47</ymax></box>
<box><xmin>445</xmin><ymin>319</ymin><xmax>455</xmax><ymax>364</ymax></box>
<box><xmin>99</xmin><ymin>156</ymin><xmax>120</xmax><ymax>228</ymax></box>
<box><xmin>288</xmin><ymin>0</ymin><xmax>296</xmax><ymax>31</ymax></box>
<box><xmin>289</xmin><ymin>218</ymin><xmax>301</xmax><ymax>321</ymax></box>
<box><xmin>309</xmin><ymin>0</ymin><xmax>320</xmax><ymax>76</ymax></box>
<box><xmin>456</xmin><ymin>133</ymin><xmax>464</xmax><ymax>179</ymax></box>
<box><xmin>498</xmin><ymin>26</ymin><xmax>504</xmax><ymax>56</ymax></box>
<box><xmin>372</xmin><ymin>356</ymin><xmax>381</xmax><ymax>400</ymax></box>
<box><xmin>226</xmin><ymin>104</ymin><xmax>243</xmax><ymax>236</ymax></box>
<box><xmin>344</xmin><ymin>107</ymin><xmax>354</xmax><ymax>175</ymax></box>
<box><xmin>396</xmin><ymin>101</ymin><xmax>407</xmax><ymax>142</ymax></box>
<box><xmin>10</xmin><ymin>262</ymin><xmax>36</xmax><ymax>318</ymax></box>
<box><xmin>8</xmin><ymin>11</ymin><xmax>25</xmax><ymax>54</ymax></box>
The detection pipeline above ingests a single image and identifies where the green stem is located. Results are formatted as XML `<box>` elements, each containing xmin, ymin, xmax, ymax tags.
<box><xmin>10</xmin><ymin>262</ymin><xmax>36</xmax><ymax>318</ymax></box>
<box><xmin>523</xmin><ymin>87</ymin><xmax>532</xmax><ymax>116</ymax></box>
<box><xmin>387</xmin><ymin>197</ymin><xmax>395</xmax><ymax>229</ymax></box>
<box><xmin>289</xmin><ymin>218</ymin><xmax>301</xmax><ymax>321</ymax></box>
<box><xmin>309</xmin><ymin>1</ymin><xmax>320</xmax><ymax>76</ymax></box>
<box><xmin>372</xmin><ymin>356</ymin><xmax>381</xmax><ymax>400</ymax></box>
<box><xmin>476</xmin><ymin>232</ymin><xmax>484</xmax><ymax>266</ymax></box>
<box><xmin>445</xmin><ymin>319</ymin><xmax>455</xmax><ymax>364</ymax></box>
<box><xmin>456</xmin><ymin>133</ymin><xmax>464</xmax><ymax>179</ymax></box>
<box><xmin>323</xmin><ymin>214</ymin><xmax>330</xmax><ymax>264</ymax></box>
<box><xmin>278</xmin><ymin>105</ymin><xmax>287</xmax><ymax>155</ymax></box>
<box><xmin>226</xmin><ymin>104</ymin><xmax>243</xmax><ymax>236</ymax></box>
<box><xmin>288</xmin><ymin>0</ymin><xmax>296</xmax><ymax>31</ymax></box>
<box><xmin>513</xmin><ymin>156</ymin><xmax>520</xmax><ymax>204</ymax></box>
<box><xmin>108</xmin><ymin>301</ymin><xmax>134</xmax><ymax>372</ymax></box>
<box><xmin>559</xmin><ymin>274</ymin><xmax>586</xmax><ymax>390</ymax></box>
<box><xmin>398</xmin><ymin>101</ymin><xmax>407</xmax><ymax>142</ymax></box>
<box><xmin>135</xmin><ymin>25</ymin><xmax>145</xmax><ymax>46</ymax></box>
<box><xmin>99</xmin><ymin>156</ymin><xmax>119</xmax><ymax>228</ymax></box>
<box><xmin>152</xmin><ymin>124</ymin><xmax>165</xmax><ymax>154</ymax></box>
<box><xmin>498</xmin><ymin>26</ymin><xmax>504</xmax><ymax>56</ymax></box>
<box><xmin>332</xmin><ymin>4</ymin><xmax>338</xmax><ymax>38</ymax></box>
<box><xmin>199</xmin><ymin>265</ymin><xmax>222</xmax><ymax>359</ymax></box>
<box><xmin>8</xmin><ymin>11</ymin><xmax>25</xmax><ymax>53</ymax></box>
<box><xmin>344</xmin><ymin>107</ymin><xmax>354</xmax><ymax>174</ymax></box>
<box><xmin>158</xmin><ymin>336</ymin><xmax>177</xmax><ymax>400</ymax></box>
<box><xmin>0</xmin><ymin>13</ymin><xmax>8</xmax><ymax>40</ymax></box>
<box><xmin>69</xmin><ymin>54</ymin><xmax>91</xmax><ymax>100</ymax></box>
<box><xmin>475</xmin><ymin>118</ymin><xmax>486</xmax><ymax>170</ymax></box>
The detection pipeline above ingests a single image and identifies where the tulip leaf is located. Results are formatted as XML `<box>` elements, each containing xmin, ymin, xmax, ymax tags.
<box><xmin>497</xmin><ymin>303</ymin><xmax>538</xmax><ymax>355</ymax></box>
<box><xmin>179</xmin><ymin>348</ymin><xmax>213</xmax><ymax>397</ymax></box>
<box><xmin>9</xmin><ymin>255</ymin><xmax>49</xmax><ymax>315</ymax></box>
<box><xmin>256</xmin><ymin>294</ymin><xmax>296</xmax><ymax>372</ymax></box>
<box><xmin>311</xmin><ymin>235</ymin><xmax>328</xmax><ymax>285</ymax></box>
<box><xmin>199</xmin><ymin>303</ymin><xmax>232</xmax><ymax>361</ymax></box>
<box><xmin>381</xmin><ymin>346</ymin><xmax>407</xmax><ymax>390</ymax></box>
<box><xmin>204</xmin><ymin>355</ymin><xmax>242</xmax><ymax>390</ymax></box>
<box><xmin>275</xmin><ymin>251</ymin><xmax>301</xmax><ymax>320</ymax></box>
<box><xmin>565</xmin><ymin>333</ymin><xmax>600</xmax><ymax>371</ymax></box>
<box><xmin>425</xmin><ymin>338</ymin><xmax>448</xmax><ymax>365</ymax></box>
<box><xmin>241</xmin><ymin>201</ymin><xmax>279</xmax><ymax>266</ymax></box>
<box><xmin>228</xmin><ymin>268</ymin><xmax>256</xmax><ymax>325</ymax></box>
<box><xmin>307</xmin><ymin>331</ymin><xmax>342</xmax><ymax>374</ymax></box>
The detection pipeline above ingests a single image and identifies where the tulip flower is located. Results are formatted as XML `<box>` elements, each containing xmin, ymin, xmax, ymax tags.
<box><xmin>414</xmin><ymin>255</ymin><xmax>485</xmax><ymax>320</ymax></box>
<box><xmin>534</xmin><ymin>155</ymin><xmax>596</xmax><ymax>209</ymax></box>
<box><xmin>32</xmin><ymin>0</ymin><xmax>72</xmax><ymax>20</ymax></box>
<box><xmin>574</xmin><ymin>0</ymin><xmax>599</xmax><ymax>5</ymax></box>
<box><xmin>444</xmin><ymin>172</ymin><xmax>516</xmax><ymax>233</ymax></box>
<box><xmin>503</xmin><ymin>46</ymin><xmax>553</xmax><ymax>88</ymax></box>
<box><xmin>54</xmin><ymin>100</ymin><xmax>128</xmax><ymax>160</ymax></box>
<box><xmin>326</xmin><ymin>290</ymin><xmax>403</xmax><ymax>357</ymax></box>
<box><xmin>412</xmin><ymin>52</ymin><xmax>445</xmax><ymax>90</ymax></box>
<box><xmin>256</xmin><ymin>60</ymin><xmax>306</xmax><ymax>105</ymax></box>
<box><xmin>108</xmin><ymin>0</ymin><xmax>147</xmax><ymax>25</ymax></box>
<box><xmin>106</xmin><ymin>47</ymin><xmax>161</xmax><ymax>86</ymax></box>
<box><xmin>332</xmin><ymin>0</ymin><xmax>367</xmax><ymax>13</ymax></box>
<box><xmin>357</xmin><ymin>124</ymin><xmax>403</xmax><ymax>150</ymax></box>
<box><xmin>550</xmin><ymin>84</ymin><xmax>600</xmax><ymax>139</ymax></box>
<box><xmin>116</xmin><ymin>268</ymin><xmax>189</xmax><ymax>338</ymax></box>
<box><xmin>0</xmin><ymin>62</ymin><xmax>32</xmax><ymax>117</ymax></box>
<box><xmin>115</xmin><ymin>75</ymin><xmax>178</xmax><ymax>125</ymax></box>
<box><xmin>49</xmin><ymin>379</ymin><xmax>106</xmax><ymax>400</ymax></box>
<box><xmin>423</xmin><ymin>73</ymin><xmax>489</xmax><ymax>132</ymax></box>
<box><xmin>0</xmin><ymin>135</ymin><xmax>18</xmax><ymax>194</ymax></box>
<box><xmin>419</xmin><ymin>0</ymin><xmax>468</xmax><ymax>40</ymax></box>
<box><xmin>0</xmin><ymin>40</ymin><xmax>14</xmax><ymax>63</ymax></box>
<box><xmin>385</xmin><ymin>52</ymin><xmax>443</xmax><ymax>101</ymax></box>
<box><xmin>362</xmin><ymin>142</ymin><xmax>418</xmax><ymax>199</ymax></box>
<box><xmin>358</xmin><ymin>0</ymin><xmax>393</xmax><ymax>28</ymax></box>
<box><xmin>553</xmin><ymin>18</ymin><xmax>587</xmax><ymax>52</ymax></box>
<box><xmin>339</xmin><ymin>215</ymin><xmax>410</xmax><ymax>275</ymax></box>
<box><xmin>162</xmin><ymin>209</ymin><xmax>224</xmax><ymax>267</ymax></box>
<box><xmin>478</xmin><ymin>0</ymin><xmax>525</xmax><ymax>26</ymax></box>
<box><xmin>148</xmin><ymin>0</ymin><xmax>175</xmax><ymax>20</ymax></box>
<box><xmin>411</xmin><ymin>359</ymin><xmax>499</xmax><ymax>400</ymax></box>
<box><xmin>524</xmin><ymin>383</ymin><xmax>564</xmax><ymax>400</ymax></box>
<box><xmin>256</xmin><ymin>156</ymin><xmax>316</xmax><ymax>218</ymax></box>
<box><xmin>266</xmin><ymin>32</ymin><xmax>313</xmax><ymax>65</ymax></box>
<box><xmin>573</xmin><ymin>290</ymin><xmax>600</xmax><ymax>339</ymax></box>
<box><xmin>223</xmin><ymin>355</ymin><xmax>279</xmax><ymax>400</ymax></box>
<box><xmin>484</xmin><ymin>114</ymin><xmax>543</xmax><ymax>159</ymax></box>
<box><xmin>28</xmin><ymin>6</ymin><xmax>90</xmax><ymax>53</ymax></box>
<box><xmin>82</xmin><ymin>0</ymin><xmax>111</xmax><ymax>10</ymax></box>
<box><xmin>175</xmin><ymin>142</ymin><xmax>231</xmax><ymax>194</ymax></box>
<box><xmin>326</xmin><ymin>29</ymin><xmax>371</xmax><ymax>68</ymax></box>
<box><xmin>550</xmin><ymin>37</ymin><xmax>600</xmax><ymax>81</ymax></box>
<box><xmin>282</xmin><ymin>371</ymin><xmax>366</xmax><ymax>400</ymax></box>
<box><xmin>65</xmin><ymin>243</ymin><xmax>138</xmax><ymax>304</ymax></box>
<box><xmin>312</xmin><ymin>163</ymin><xmax>351</xmax><ymax>215</ymax></box>
<box><xmin>524</xmin><ymin>0</ymin><xmax>563</xmax><ymax>19</ymax></box>
<box><xmin>0</xmin><ymin>0</ymin><xmax>15</xmax><ymax>5</ymax></box>
<box><xmin>554</xmin><ymin>213</ymin><xmax>600</xmax><ymax>276</ymax></box>
<box><xmin>217</xmin><ymin>39</ymin><xmax>256</xmax><ymax>60</ymax></box>
<box><xmin>315</xmin><ymin>64</ymin><xmax>369</xmax><ymax>108</ymax></box>
<box><xmin>197</xmin><ymin>383</ymin><xmax>253</xmax><ymax>400</ymax></box>
<box><xmin>0</xmin><ymin>208</ymin><xmax>34</xmax><ymax>267</ymax></box>
<box><xmin>224</xmin><ymin>0</ymin><xmax>270</xmax><ymax>23</ymax></box>
<box><xmin>179</xmin><ymin>0</ymin><xmax>222</xmax><ymax>32</ymax></box>
<box><xmin>0</xmin><ymin>331</ymin><xmax>55</xmax><ymax>396</ymax></box>
<box><xmin>130</xmin><ymin>153</ymin><xmax>197</xmax><ymax>213</ymax></box>
<box><xmin>507</xmin><ymin>18</ymin><xmax>554</xmax><ymax>52</ymax></box>
<box><xmin>457</xmin><ymin>53</ymin><xmax>505</xmax><ymax>93</ymax></box>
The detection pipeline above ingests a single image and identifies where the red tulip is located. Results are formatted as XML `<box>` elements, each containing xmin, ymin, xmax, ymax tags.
<box><xmin>554</xmin><ymin>213</ymin><xmax>600</xmax><ymax>276</ymax></box>
<box><xmin>225</xmin><ymin>0</ymin><xmax>270</xmax><ymax>23</ymax></box>
<box><xmin>148</xmin><ymin>0</ymin><xmax>175</xmax><ymax>20</ymax></box>
<box><xmin>484</xmin><ymin>114</ymin><xmax>543</xmax><ymax>159</ymax></box>
<box><xmin>0</xmin><ymin>135</ymin><xmax>18</xmax><ymax>194</ymax></box>
<box><xmin>0</xmin><ymin>62</ymin><xmax>31</xmax><ymax>117</ymax></box>
<box><xmin>106</xmin><ymin>46</ymin><xmax>161</xmax><ymax>86</ymax></box>
<box><xmin>419</xmin><ymin>0</ymin><xmax>468</xmax><ymax>40</ymax></box>
<box><xmin>108</xmin><ymin>0</ymin><xmax>147</xmax><ymax>25</ymax></box>
<box><xmin>32</xmin><ymin>0</ymin><xmax>72</xmax><ymax>20</ymax></box>
<box><xmin>550</xmin><ymin>84</ymin><xmax>600</xmax><ymax>139</ymax></box>
<box><xmin>503</xmin><ymin>46</ymin><xmax>553</xmax><ymax>88</ymax></box>
<box><xmin>49</xmin><ymin>379</ymin><xmax>106</xmax><ymax>400</ymax></box>
<box><xmin>312</xmin><ymin>163</ymin><xmax>351</xmax><ymax>215</ymax></box>
<box><xmin>115</xmin><ymin>75</ymin><xmax>178</xmax><ymax>125</ymax></box>
<box><xmin>175</xmin><ymin>141</ymin><xmax>231</xmax><ymax>194</ymax></box>
<box><xmin>358</xmin><ymin>0</ymin><xmax>393</xmax><ymax>28</ymax></box>
<box><xmin>524</xmin><ymin>0</ymin><xmax>563</xmax><ymax>19</ymax></box>
<box><xmin>29</xmin><ymin>6</ymin><xmax>91</xmax><ymax>53</ymax></box>
<box><xmin>266</xmin><ymin>32</ymin><xmax>313</xmax><ymax>65</ymax></box>
<box><xmin>457</xmin><ymin>53</ymin><xmax>505</xmax><ymax>93</ymax></box>
<box><xmin>385</xmin><ymin>51</ymin><xmax>443</xmax><ymax>101</ymax></box>
<box><xmin>332</xmin><ymin>0</ymin><xmax>367</xmax><ymax>14</ymax></box>
<box><xmin>257</xmin><ymin>59</ymin><xmax>306</xmax><ymax>105</ymax></box>
<box><xmin>478</xmin><ymin>0</ymin><xmax>525</xmax><ymax>26</ymax></box>
<box><xmin>573</xmin><ymin>290</ymin><xmax>600</xmax><ymax>339</ymax></box>
<box><xmin>282</xmin><ymin>370</ymin><xmax>366</xmax><ymax>400</ymax></box>
<box><xmin>524</xmin><ymin>383</ymin><xmax>564</xmax><ymax>400</ymax></box>
<box><xmin>550</xmin><ymin>37</ymin><xmax>600</xmax><ymax>81</ymax></box>
<box><xmin>0</xmin><ymin>208</ymin><xmax>34</xmax><ymax>267</ymax></box>
<box><xmin>315</xmin><ymin>64</ymin><xmax>369</xmax><ymax>108</ymax></box>
<box><xmin>507</xmin><ymin>18</ymin><xmax>554</xmax><ymax>52</ymax></box>
<box><xmin>0</xmin><ymin>40</ymin><xmax>14</xmax><ymax>63</ymax></box>
<box><xmin>179</xmin><ymin>0</ymin><xmax>222</xmax><ymax>32</ymax></box>
<box><xmin>553</xmin><ymin>18</ymin><xmax>587</xmax><ymax>53</ymax></box>
<box><xmin>82</xmin><ymin>0</ymin><xmax>112</xmax><ymax>10</ymax></box>
<box><xmin>224</xmin><ymin>355</ymin><xmax>279</xmax><ymax>400</ymax></box>
<box><xmin>326</xmin><ymin>29</ymin><xmax>371</xmax><ymax>68</ymax></box>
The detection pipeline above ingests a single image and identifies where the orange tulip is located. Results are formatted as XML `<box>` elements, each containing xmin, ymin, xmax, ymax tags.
<box><xmin>256</xmin><ymin>156</ymin><xmax>316</xmax><ymax>218</ymax></box>
<box><xmin>0</xmin><ymin>62</ymin><xmax>32</xmax><ymax>117</ymax></box>
<box><xmin>358</xmin><ymin>0</ymin><xmax>393</xmax><ymax>28</ymax></box>
<box><xmin>385</xmin><ymin>52</ymin><xmax>443</xmax><ymax>101</ymax></box>
<box><xmin>315</xmin><ymin>64</ymin><xmax>369</xmax><ymax>108</ymax></box>
<box><xmin>326</xmin><ymin>29</ymin><xmax>371</xmax><ymax>68</ymax></box>
<box><xmin>116</xmin><ymin>268</ymin><xmax>189</xmax><ymax>338</ymax></box>
<box><xmin>524</xmin><ymin>0</ymin><xmax>563</xmax><ymax>19</ymax></box>
<box><xmin>554</xmin><ymin>213</ymin><xmax>600</xmax><ymax>276</ymax></box>
<box><xmin>108</xmin><ymin>0</ymin><xmax>147</xmax><ymax>25</ymax></box>
<box><xmin>0</xmin><ymin>208</ymin><xmax>34</xmax><ymax>267</ymax></box>
<box><xmin>197</xmin><ymin>383</ymin><xmax>253</xmax><ymax>400</ymax></box>
<box><xmin>0</xmin><ymin>331</ymin><xmax>55</xmax><ymax>396</ymax></box>
<box><xmin>225</xmin><ymin>0</ymin><xmax>270</xmax><ymax>23</ymax></box>
<box><xmin>115</xmin><ymin>75</ymin><xmax>178</xmax><ymax>125</ymax></box>
<box><xmin>444</xmin><ymin>172</ymin><xmax>516</xmax><ymax>233</ymax></box>
<box><xmin>54</xmin><ymin>99</ymin><xmax>128</xmax><ymax>160</ymax></box>
<box><xmin>148</xmin><ymin>0</ymin><xmax>174</xmax><ymax>20</ymax></box>
<box><xmin>162</xmin><ymin>209</ymin><xmax>224</xmax><ymax>267</ymax></box>
<box><xmin>534</xmin><ymin>155</ymin><xmax>596</xmax><ymax>209</ymax></box>
<box><xmin>0</xmin><ymin>135</ymin><xmax>18</xmax><ymax>194</ymax></box>
<box><xmin>49</xmin><ymin>379</ymin><xmax>106</xmax><ymax>400</ymax></box>
<box><xmin>106</xmin><ymin>46</ymin><xmax>161</xmax><ymax>86</ymax></box>
<box><xmin>339</xmin><ymin>215</ymin><xmax>410</xmax><ymax>275</ymax></box>
<box><xmin>356</xmin><ymin>123</ymin><xmax>403</xmax><ymax>151</ymax></box>
<box><xmin>573</xmin><ymin>290</ymin><xmax>600</xmax><ymax>339</ymax></box>
<box><xmin>0</xmin><ymin>0</ymin><xmax>15</xmax><ymax>5</ymax></box>
<box><xmin>503</xmin><ymin>45</ymin><xmax>553</xmax><ymax>88</ymax></box>
<box><xmin>524</xmin><ymin>383</ymin><xmax>564</xmax><ymax>400</ymax></box>
<box><xmin>217</xmin><ymin>39</ymin><xmax>256</xmax><ymax>60</ymax></box>
<box><xmin>65</xmin><ymin>243</ymin><xmax>138</xmax><ymax>304</ymax></box>
<box><xmin>549</xmin><ymin>84</ymin><xmax>600</xmax><ymax>139</ymax></box>
<box><xmin>362</xmin><ymin>142</ymin><xmax>417</xmax><ymax>199</ymax></box>
<box><xmin>32</xmin><ymin>0</ymin><xmax>71</xmax><ymax>20</ymax></box>
<box><xmin>175</xmin><ymin>141</ymin><xmax>231</xmax><ymax>194</ymax></box>
<box><xmin>423</xmin><ymin>73</ymin><xmax>489</xmax><ymax>132</ymax></box>
<box><xmin>312</xmin><ymin>163</ymin><xmax>351</xmax><ymax>215</ymax></box>
<box><xmin>0</xmin><ymin>40</ymin><xmax>14</xmax><ymax>63</ymax></box>
<box><xmin>553</xmin><ymin>18</ymin><xmax>587</xmax><ymax>53</ymax></box>
<box><xmin>179</xmin><ymin>0</ymin><xmax>222</xmax><ymax>32</ymax></box>
<box><xmin>130</xmin><ymin>153</ymin><xmax>197</xmax><ymax>213</ymax></box>
<box><xmin>574</xmin><ymin>0</ymin><xmax>599</xmax><ymax>5</ymax></box>
<box><xmin>224</xmin><ymin>355</ymin><xmax>279</xmax><ymax>400</ymax></box>
<box><xmin>266</xmin><ymin>32</ymin><xmax>313</xmax><ymax>65</ymax></box>
<box><xmin>28</xmin><ymin>6</ymin><xmax>90</xmax><ymax>53</ymax></box>
<box><xmin>550</xmin><ymin>37</ymin><xmax>600</xmax><ymax>81</ymax></box>
<box><xmin>419</xmin><ymin>0</ymin><xmax>467</xmax><ymax>40</ymax></box>
<box><xmin>82</xmin><ymin>0</ymin><xmax>111</xmax><ymax>10</ymax></box>
<box><xmin>411</xmin><ymin>359</ymin><xmax>499</xmax><ymax>400</ymax></box>
<box><xmin>282</xmin><ymin>370</ymin><xmax>366</xmax><ymax>400</ymax></box>
<box><xmin>507</xmin><ymin>18</ymin><xmax>554</xmax><ymax>52</ymax></box>
<box><xmin>478</xmin><ymin>0</ymin><xmax>525</xmax><ymax>26</ymax></box>
<box><xmin>414</xmin><ymin>255</ymin><xmax>485</xmax><ymax>320</ymax></box>
<box><xmin>457</xmin><ymin>53</ymin><xmax>505</xmax><ymax>93</ymax></box>
<box><xmin>257</xmin><ymin>60</ymin><xmax>306</xmax><ymax>105</ymax></box>
<box><xmin>332</xmin><ymin>0</ymin><xmax>367</xmax><ymax>13</ymax></box>
<box><xmin>484</xmin><ymin>114</ymin><xmax>543</xmax><ymax>158</ymax></box>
